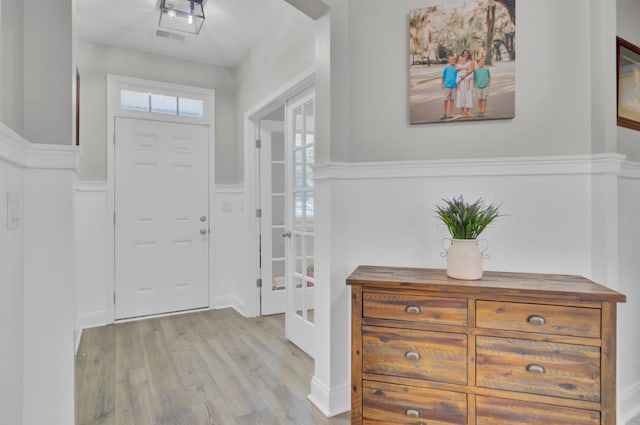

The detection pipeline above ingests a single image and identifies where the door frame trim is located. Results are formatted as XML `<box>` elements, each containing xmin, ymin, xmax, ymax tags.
<box><xmin>106</xmin><ymin>74</ymin><xmax>216</xmax><ymax>323</ymax></box>
<box><xmin>243</xmin><ymin>67</ymin><xmax>315</xmax><ymax>317</ymax></box>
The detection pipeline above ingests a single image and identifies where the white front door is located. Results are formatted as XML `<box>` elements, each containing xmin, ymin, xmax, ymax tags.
<box><xmin>114</xmin><ymin>117</ymin><xmax>210</xmax><ymax>320</ymax></box>
<box><xmin>284</xmin><ymin>91</ymin><xmax>316</xmax><ymax>357</ymax></box>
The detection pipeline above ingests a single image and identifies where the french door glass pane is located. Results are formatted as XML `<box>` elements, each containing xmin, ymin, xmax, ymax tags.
<box><xmin>272</xmin><ymin>227</ymin><xmax>284</xmax><ymax>258</ymax></box>
<box><xmin>294</xmin><ymin>106</ymin><xmax>303</xmax><ymax>147</ymax></box>
<box><xmin>272</xmin><ymin>163</ymin><xmax>284</xmax><ymax>193</ymax></box>
<box><xmin>270</xmin><ymin>124</ymin><xmax>286</xmax><ymax>295</ymax></box>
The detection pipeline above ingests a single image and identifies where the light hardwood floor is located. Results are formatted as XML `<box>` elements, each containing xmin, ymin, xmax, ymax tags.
<box><xmin>75</xmin><ymin>308</ymin><xmax>350</xmax><ymax>425</ymax></box>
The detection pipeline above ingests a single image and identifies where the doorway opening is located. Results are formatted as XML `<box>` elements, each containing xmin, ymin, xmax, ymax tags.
<box><xmin>245</xmin><ymin>69</ymin><xmax>317</xmax><ymax>358</ymax></box>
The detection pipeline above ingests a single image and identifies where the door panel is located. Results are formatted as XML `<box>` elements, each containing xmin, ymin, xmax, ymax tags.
<box><xmin>115</xmin><ymin>117</ymin><xmax>209</xmax><ymax>319</ymax></box>
<box><xmin>259</xmin><ymin>120</ymin><xmax>287</xmax><ymax>315</ymax></box>
<box><xmin>285</xmin><ymin>91</ymin><xmax>316</xmax><ymax>357</ymax></box>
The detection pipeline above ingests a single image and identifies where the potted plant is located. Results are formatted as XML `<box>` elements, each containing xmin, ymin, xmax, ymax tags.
<box><xmin>436</xmin><ymin>195</ymin><xmax>501</xmax><ymax>280</ymax></box>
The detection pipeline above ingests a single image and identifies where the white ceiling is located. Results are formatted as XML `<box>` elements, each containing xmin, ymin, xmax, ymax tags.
<box><xmin>76</xmin><ymin>0</ymin><xmax>289</xmax><ymax>68</ymax></box>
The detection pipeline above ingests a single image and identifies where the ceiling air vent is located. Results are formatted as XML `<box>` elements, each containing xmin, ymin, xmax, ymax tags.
<box><xmin>155</xmin><ymin>29</ymin><xmax>186</xmax><ymax>42</ymax></box>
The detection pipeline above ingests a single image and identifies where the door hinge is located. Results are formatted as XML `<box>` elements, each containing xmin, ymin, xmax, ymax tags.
<box><xmin>113</xmin><ymin>292</ymin><xmax>116</xmax><ymax>305</ymax></box>
<box><xmin>256</xmin><ymin>208</ymin><xmax>262</xmax><ymax>218</ymax></box>
<box><xmin>113</xmin><ymin>211</ymin><xmax>116</xmax><ymax>225</ymax></box>
<box><xmin>256</xmin><ymin>278</ymin><xmax>262</xmax><ymax>288</ymax></box>
<box><xmin>113</xmin><ymin>133</ymin><xmax>116</xmax><ymax>145</ymax></box>
<box><xmin>255</xmin><ymin>139</ymin><xmax>262</xmax><ymax>149</ymax></box>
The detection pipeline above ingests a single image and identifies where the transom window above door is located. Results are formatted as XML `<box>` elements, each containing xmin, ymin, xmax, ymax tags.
<box><xmin>120</xmin><ymin>89</ymin><xmax>204</xmax><ymax>118</ymax></box>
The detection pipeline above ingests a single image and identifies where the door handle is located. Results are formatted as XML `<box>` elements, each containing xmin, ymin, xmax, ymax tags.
<box><xmin>282</xmin><ymin>231</ymin><xmax>292</xmax><ymax>238</ymax></box>
<box><xmin>200</xmin><ymin>228</ymin><xmax>208</xmax><ymax>235</ymax></box>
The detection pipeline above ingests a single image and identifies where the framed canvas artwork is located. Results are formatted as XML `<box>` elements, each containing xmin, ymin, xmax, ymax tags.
<box><xmin>409</xmin><ymin>0</ymin><xmax>516</xmax><ymax>124</ymax></box>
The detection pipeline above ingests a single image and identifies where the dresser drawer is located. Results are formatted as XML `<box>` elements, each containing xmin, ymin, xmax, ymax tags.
<box><xmin>364</xmin><ymin>292</ymin><xmax>467</xmax><ymax>326</ymax></box>
<box><xmin>476</xmin><ymin>336</ymin><xmax>600</xmax><ymax>401</ymax></box>
<box><xmin>476</xmin><ymin>396</ymin><xmax>600</xmax><ymax>425</ymax></box>
<box><xmin>476</xmin><ymin>300</ymin><xmax>601</xmax><ymax>338</ymax></box>
<box><xmin>363</xmin><ymin>326</ymin><xmax>467</xmax><ymax>385</ymax></box>
<box><xmin>363</xmin><ymin>381</ymin><xmax>467</xmax><ymax>425</ymax></box>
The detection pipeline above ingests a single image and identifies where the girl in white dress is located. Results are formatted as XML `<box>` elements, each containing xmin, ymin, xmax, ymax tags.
<box><xmin>455</xmin><ymin>49</ymin><xmax>474</xmax><ymax>117</ymax></box>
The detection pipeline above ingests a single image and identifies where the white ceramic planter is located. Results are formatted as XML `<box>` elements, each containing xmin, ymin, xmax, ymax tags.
<box><xmin>444</xmin><ymin>238</ymin><xmax>483</xmax><ymax>280</ymax></box>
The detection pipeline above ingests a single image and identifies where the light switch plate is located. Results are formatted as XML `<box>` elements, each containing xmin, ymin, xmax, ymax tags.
<box><xmin>7</xmin><ymin>191</ymin><xmax>21</xmax><ymax>230</ymax></box>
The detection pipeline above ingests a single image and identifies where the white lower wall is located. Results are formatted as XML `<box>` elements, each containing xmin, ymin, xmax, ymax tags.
<box><xmin>23</xmin><ymin>162</ymin><xmax>77</xmax><ymax>425</ymax></box>
<box><xmin>0</xmin><ymin>127</ymin><xmax>26</xmax><ymax>425</ymax></box>
<box><xmin>213</xmin><ymin>185</ymin><xmax>249</xmax><ymax>313</ymax></box>
<box><xmin>75</xmin><ymin>181</ymin><xmax>109</xmax><ymax>335</ymax></box>
<box><xmin>311</xmin><ymin>154</ymin><xmax>639</xmax><ymax>419</ymax></box>
<box><xmin>0</xmin><ymin>124</ymin><xmax>79</xmax><ymax>425</ymax></box>
<box><xmin>619</xmin><ymin>163</ymin><xmax>640</xmax><ymax>424</ymax></box>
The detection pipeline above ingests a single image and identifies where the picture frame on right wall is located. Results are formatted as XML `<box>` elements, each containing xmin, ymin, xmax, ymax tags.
<box><xmin>617</xmin><ymin>36</ymin><xmax>640</xmax><ymax>131</ymax></box>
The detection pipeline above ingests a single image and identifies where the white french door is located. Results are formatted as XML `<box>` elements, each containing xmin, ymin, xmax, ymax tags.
<box><xmin>258</xmin><ymin>118</ymin><xmax>287</xmax><ymax>315</ymax></box>
<box><xmin>114</xmin><ymin>117</ymin><xmax>210</xmax><ymax>320</ymax></box>
<box><xmin>284</xmin><ymin>90</ymin><xmax>316</xmax><ymax>357</ymax></box>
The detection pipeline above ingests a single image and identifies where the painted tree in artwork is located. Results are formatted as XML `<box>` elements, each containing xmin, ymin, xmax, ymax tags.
<box><xmin>496</xmin><ymin>0</ymin><xmax>515</xmax><ymax>24</ymax></box>
<box><xmin>484</xmin><ymin>0</ymin><xmax>516</xmax><ymax>65</ymax></box>
<box><xmin>409</xmin><ymin>0</ymin><xmax>515</xmax><ymax>66</ymax></box>
<box><xmin>409</xmin><ymin>6</ymin><xmax>456</xmax><ymax>65</ymax></box>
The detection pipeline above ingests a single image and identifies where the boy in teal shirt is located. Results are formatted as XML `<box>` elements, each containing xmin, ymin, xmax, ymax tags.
<box><xmin>474</xmin><ymin>57</ymin><xmax>491</xmax><ymax>116</ymax></box>
<box><xmin>441</xmin><ymin>55</ymin><xmax>457</xmax><ymax>119</ymax></box>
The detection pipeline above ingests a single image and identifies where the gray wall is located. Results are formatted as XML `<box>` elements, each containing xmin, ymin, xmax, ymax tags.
<box><xmin>339</xmin><ymin>0</ymin><xmax>595</xmax><ymax>162</ymax></box>
<box><xmin>1</xmin><ymin>0</ymin><xmax>74</xmax><ymax>145</ymax></box>
<box><xmin>234</xmin><ymin>5</ymin><xmax>316</xmax><ymax>183</ymax></box>
<box><xmin>77</xmin><ymin>40</ymin><xmax>237</xmax><ymax>183</ymax></box>
<box><xmin>23</xmin><ymin>0</ymin><xmax>74</xmax><ymax>145</ymax></box>
<box><xmin>0</xmin><ymin>0</ymin><xmax>24</xmax><ymax>134</ymax></box>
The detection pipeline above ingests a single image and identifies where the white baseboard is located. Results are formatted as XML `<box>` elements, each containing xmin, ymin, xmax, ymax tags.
<box><xmin>75</xmin><ymin>310</ymin><xmax>111</xmax><ymax>354</ymax></box>
<box><xmin>214</xmin><ymin>294</ymin><xmax>249</xmax><ymax>316</ymax></box>
<box><xmin>78</xmin><ymin>310</ymin><xmax>110</xmax><ymax>330</ymax></box>
<box><xmin>75</xmin><ymin>327</ymin><xmax>83</xmax><ymax>354</ymax></box>
<box><xmin>308</xmin><ymin>376</ymin><xmax>350</xmax><ymax>417</ymax></box>
<box><xmin>622</xmin><ymin>380</ymin><xmax>640</xmax><ymax>423</ymax></box>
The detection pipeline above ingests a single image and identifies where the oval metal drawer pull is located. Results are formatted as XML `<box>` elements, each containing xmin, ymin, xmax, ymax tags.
<box><xmin>405</xmin><ymin>408</ymin><xmax>421</xmax><ymax>418</ymax></box>
<box><xmin>527</xmin><ymin>314</ymin><xmax>546</xmax><ymax>325</ymax></box>
<box><xmin>405</xmin><ymin>350</ymin><xmax>421</xmax><ymax>361</ymax></box>
<box><xmin>526</xmin><ymin>364</ymin><xmax>546</xmax><ymax>374</ymax></box>
<box><xmin>405</xmin><ymin>305</ymin><xmax>421</xmax><ymax>314</ymax></box>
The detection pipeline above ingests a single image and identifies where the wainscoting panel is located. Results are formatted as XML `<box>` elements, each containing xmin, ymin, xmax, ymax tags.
<box><xmin>0</xmin><ymin>125</ymin><xmax>27</xmax><ymax>425</ymax></box>
<box><xmin>619</xmin><ymin>163</ymin><xmax>640</xmax><ymax>424</ymax></box>
<box><xmin>75</xmin><ymin>181</ymin><xmax>109</xmax><ymax>333</ymax></box>
<box><xmin>310</xmin><ymin>154</ymin><xmax>639</xmax><ymax>419</ymax></box>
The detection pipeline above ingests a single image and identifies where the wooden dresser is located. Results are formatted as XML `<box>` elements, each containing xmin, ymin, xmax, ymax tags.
<box><xmin>347</xmin><ymin>266</ymin><xmax>626</xmax><ymax>425</ymax></box>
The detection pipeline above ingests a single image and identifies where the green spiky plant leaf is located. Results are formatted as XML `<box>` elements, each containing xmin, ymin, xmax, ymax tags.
<box><xmin>435</xmin><ymin>195</ymin><xmax>501</xmax><ymax>239</ymax></box>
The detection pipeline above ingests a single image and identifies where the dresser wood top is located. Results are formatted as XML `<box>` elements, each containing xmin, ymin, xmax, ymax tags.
<box><xmin>346</xmin><ymin>266</ymin><xmax>626</xmax><ymax>303</ymax></box>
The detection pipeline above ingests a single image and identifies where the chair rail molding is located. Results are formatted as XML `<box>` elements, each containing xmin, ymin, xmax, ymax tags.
<box><xmin>314</xmin><ymin>153</ymin><xmax>627</xmax><ymax>180</ymax></box>
<box><xmin>0</xmin><ymin>124</ymin><xmax>29</xmax><ymax>166</ymax></box>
